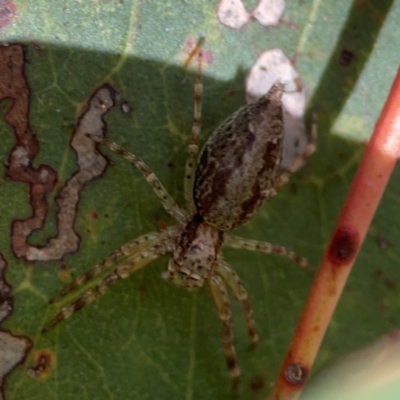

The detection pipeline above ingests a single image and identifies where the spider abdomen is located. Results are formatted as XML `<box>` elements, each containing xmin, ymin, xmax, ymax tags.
<box><xmin>194</xmin><ymin>84</ymin><xmax>284</xmax><ymax>231</ymax></box>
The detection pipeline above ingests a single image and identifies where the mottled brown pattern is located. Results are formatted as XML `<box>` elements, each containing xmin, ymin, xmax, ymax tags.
<box><xmin>169</xmin><ymin>214</ymin><xmax>224</xmax><ymax>288</ymax></box>
<box><xmin>194</xmin><ymin>84</ymin><xmax>284</xmax><ymax>230</ymax></box>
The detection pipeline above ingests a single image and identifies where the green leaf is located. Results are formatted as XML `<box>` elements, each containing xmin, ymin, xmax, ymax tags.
<box><xmin>1</xmin><ymin>1</ymin><xmax>399</xmax><ymax>399</ymax></box>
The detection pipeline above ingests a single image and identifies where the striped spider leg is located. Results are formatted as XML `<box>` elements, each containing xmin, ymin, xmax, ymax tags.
<box><xmin>44</xmin><ymin>38</ymin><xmax>315</xmax><ymax>388</ymax></box>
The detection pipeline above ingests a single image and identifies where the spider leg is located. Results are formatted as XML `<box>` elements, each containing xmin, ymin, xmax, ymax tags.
<box><xmin>208</xmin><ymin>274</ymin><xmax>240</xmax><ymax>389</ymax></box>
<box><xmin>184</xmin><ymin>38</ymin><xmax>204</xmax><ymax>212</ymax></box>
<box><xmin>224</xmin><ymin>234</ymin><xmax>311</xmax><ymax>270</ymax></box>
<box><xmin>50</xmin><ymin>232</ymin><xmax>161</xmax><ymax>303</ymax></box>
<box><xmin>216</xmin><ymin>260</ymin><xmax>258</xmax><ymax>345</ymax></box>
<box><xmin>275</xmin><ymin>112</ymin><xmax>317</xmax><ymax>191</ymax></box>
<box><xmin>89</xmin><ymin>135</ymin><xmax>187</xmax><ymax>222</ymax></box>
<box><xmin>43</xmin><ymin>245</ymin><xmax>163</xmax><ymax>333</ymax></box>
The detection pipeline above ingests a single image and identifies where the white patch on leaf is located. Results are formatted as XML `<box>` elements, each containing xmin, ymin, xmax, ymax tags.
<box><xmin>246</xmin><ymin>48</ymin><xmax>309</xmax><ymax>168</ymax></box>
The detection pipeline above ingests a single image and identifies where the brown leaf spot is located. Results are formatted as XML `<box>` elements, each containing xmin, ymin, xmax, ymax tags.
<box><xmin>58</xmin><ymin>269</ymin><xmax>71</xmax><ymax>283</ymax></box>
<box><xmin>249</xmin><ymin>375</ymin><xmax>264</xmax><ymax>392</ymax></box>
<box><xmin>27</xmin><ymin>349</ymin><xmax>56</xmax><ymax>380</ymax></box>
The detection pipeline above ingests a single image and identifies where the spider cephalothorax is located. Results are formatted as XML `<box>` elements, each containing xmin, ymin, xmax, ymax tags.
<box><xmin>45</xmin><ymin>40</ymin><xmax>316</xmax><ymax>388</ymax></box>
<box><xmin>163</xmin><ymin>213</ymin><xmax>224</xmax><ymax>289</ymax></box>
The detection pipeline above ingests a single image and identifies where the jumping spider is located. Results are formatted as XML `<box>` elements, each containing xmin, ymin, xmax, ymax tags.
<box><xmin>45</xmin><ymin>39</ymin><xmax>316</xmax><ymax>387</ymax></box>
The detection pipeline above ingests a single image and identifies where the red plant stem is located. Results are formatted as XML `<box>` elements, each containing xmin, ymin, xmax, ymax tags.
<box><xmin>268</xmin><ymin>67</ymin><xmax>400</xmax><ymax>400</ymax></box>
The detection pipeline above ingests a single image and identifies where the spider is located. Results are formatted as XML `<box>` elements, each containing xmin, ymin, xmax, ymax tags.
<box><xmin>44</xmin><ymin>39</ymin><xmax>316</xmax><ymax>387</ymax></box>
